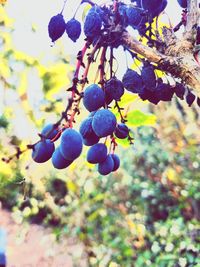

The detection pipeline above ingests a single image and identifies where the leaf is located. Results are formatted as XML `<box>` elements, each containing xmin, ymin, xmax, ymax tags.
<box><xmin>82</xmin><ymin>3</ymin><xmax>91</xmax><ymax>21</ymax></box>
<box><xmin>66</xmin><ymin>180</ymin><xmax>77</xmax><ymax>193</ymax></box>
<box><xmin>39</xmin><ymin>63</ymin><xmax>72</xmax><ymax>100</ymax></box>
<box><xmin>155</xmin><ymin>69</ymin><xmax>165</xmax><ymax>78</ymax></box>
<box><xmin>14</xmin><ymin>50</ymin><xmax>38</xmax><ymax>66</ymax></box>
<box><xmin>126</xmin><ymin>110</ymin><xmax>156</xmax><ymax>127</ymax></box>
<box><xmin>16</xmin><ymin>70</ymin><xmax>37</xmax><ymax>123</ymax></box>
<box><xmin>158</xmin><ymin>254</ymin><xmax>177</xmax><ymax>261</ymax></box>
<box><xmin>165</xmin><ymin>167</ymin><xmax>181</xmax><ymax>184</ymax></box>
<box><xmin>0</xmin><ymin>6</ymin><xmax>13</xmax><ymax>27</ymax></box>
<box><xmin>0</xmin><ymin>56</ymin><xmax>10</xmax><ymax>77</ymax></box>
<box><xmin>0</xmin><ymin>161</ymin><xmax>13</xmax><ymax>176</ymax></box>
<box><xmin>88</xmin><ymin>208</ymin><xmax>103</xmax><ymax>222</ymax></box>
<box><xmin>118</xmin><ymin>92</ymin><xmax>138</xmax><ymax>106</ymax></box>
<box><xmin>17</xmin><ymin>70</ymin><xmax>27</xmax><ymax>96</ymax></box>
<box><xmin>116</xmin><ymin>137</ymin><xmax>131</xmax><ymax>148</ymax></box>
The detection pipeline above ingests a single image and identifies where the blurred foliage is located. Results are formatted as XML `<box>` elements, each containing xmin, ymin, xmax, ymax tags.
<box><xmin>0</xmin><ymin>115</ymin><xmax>8</xmax><ymax>128</ymax></box>
<box><xmin>1</xmin><ymin>124</ymin><xmax>200</xmax><ymax>266</ymax></box>
<box><xmin>0</xmin><ymin>4</ymin><xmax>200</xmax><ymax>267</ymax></box>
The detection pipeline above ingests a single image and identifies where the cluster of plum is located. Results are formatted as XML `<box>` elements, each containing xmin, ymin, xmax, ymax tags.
<box><xmin>32</xmin><ymin>82</ymin><xmax>131</xmax><ymax>175</ymax></box>
<box><xmin>48</xmin><ymin>0</ymin><xmax>190</xmax><ymax>45</ymax></box>
<box><xmin>32</xmin><ymin>124</ymin><xmax>122</xmax><ymax>174</ymax></box>
<box><xmin>122</xmin><ymin>62</ymin><xmax>198</xmax><ymax>106</ymax></box>
<box><xmin>26</xmin><ymin>0</ymin><xmax>200</xmax><ymax>175</ymax></box>
<box><xmin>48</xmin><ymin>0</ymin><xmax>168</xmax><ymax>45</ymax></box>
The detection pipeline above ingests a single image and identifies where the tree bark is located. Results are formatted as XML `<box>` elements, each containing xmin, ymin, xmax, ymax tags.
<box><xmin>121</xmin><ymin>0</ymin><xmax>200</xmax><ymax>97</ymax></box>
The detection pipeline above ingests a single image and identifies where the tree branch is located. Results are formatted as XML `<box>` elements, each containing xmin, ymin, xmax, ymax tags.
<box><xmin>184</xmin><ymin>0</ymin><xmax>199</xmax><ymax>43</ymax></box>
<box><xmin>122</xmin><ymin>31</ymin><xmax>163</xmax><ymax>63</ymax></box>
<box><xmin>121</xmin><ymin>31</ymin><xmax>200</xmax><ymax>98</ymax></box>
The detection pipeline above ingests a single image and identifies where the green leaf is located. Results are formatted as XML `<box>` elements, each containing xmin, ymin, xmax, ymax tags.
<box><xmin>124</xmin><ymin>247</ymin><xmax>133</xmax><ymax>257</ymax></box>
<box><xmin>82</xmin><ymin>3</ymin><xmax>91</xmax><ymax>21</ymax></box>
<box><xmin>126</xmin><ymin>110</ymin><xmax>156</xmax><ymax>127</ymax></box>
<box><xmin>116</xmin><ymin>137</ymin><xmax>131</xmax><ymax>148</ymax></box>
<box><xmin>118</xmin><ymin>92</ymin><xmax>138</xmax><ymax>106</ymax></box>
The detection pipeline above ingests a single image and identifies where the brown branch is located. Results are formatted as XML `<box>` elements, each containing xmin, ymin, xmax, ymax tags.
<box><xmin>184</xmin><ymin>0</ymin><xmax>199</xmax><ymax>43</ymax></box>
<box><xmin>162</xmin><ymin>26</ymin><xmax>177</xmax><ymax>48</ymax></box>
<box><xmin>122</xmin><ymin>31</ymin><xmax>163</xmax><ymax>63</ymax></box>
<box><xmin>121</xmin><ymin>31</ymin><xmax>200</xmax><ymax>97</ymax></box>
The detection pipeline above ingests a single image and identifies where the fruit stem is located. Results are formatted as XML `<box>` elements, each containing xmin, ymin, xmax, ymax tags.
<box><xmin>99</xmin><ymin>46</ymin><xmax>107</xmax><ymax>87</ymax></box>
<box><xmin>109</xmin><ymin>47</ymin><xmax>113</xmax><ymax>79</ymax></box>
<box><xmin>73</xmin><ymin>2</ymin><xmax>81</xmax><ymax>19</ymax></box>
<box><xmin>110</xmin><ymin>136</ymin><xmax>117</xmax><ymax>154</ymax></box>
<box><xmin>81</xmin><ymin>39</ymin><xmax>101</xmax><ymax>85</ymax></box>
<box><xmin>2</xmin><ymin>142</ymin><xmax>36</xmax><ymax>163</ymax></box>
<box><xmin>68</xmin><ymin>40</ymin><xmax>101</xmax><ymax>128</ymax></box>
<box><xmin>115</xmin><ymin>101</ymin><xmax>126</xmax><ymax>123</ymax></box>
<box><xmin>60</xmin><ymin>0</ymin><xmax>68</xmax><ymax>14</ymax></box>
<box><xmin>50</xmin><ymin>130</ymin><xmax>62</xmax><ymax>142</ymax></box>
<box><xmin>74</xmin><ymin>41</ymin><xmax>90</xmax><ymax>79</ymax></box>
<box><xmin>113</xmin><ymin>0</ymin><xmax>118</xmax><ymax>12</ymax></box>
